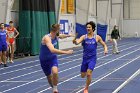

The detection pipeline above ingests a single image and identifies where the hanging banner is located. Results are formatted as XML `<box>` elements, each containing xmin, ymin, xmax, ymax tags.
<box><xmin>67</xmin><ymin>0</ymin><xmax>75</xmax><ymax>14</ymax></box>
<box><xmin>60</xmin><ymin>20</ymin><xmax>69</xmax><ymax>34</ymax></box>
<box><xmin>61</xmin><ymin>0</ymin><xmax>66</xmax><ymax>14</ymax></box>
<box><xmin>97</xmin><ymin>24</ymin><xmax>108</xmax><ymax>42</ymax></box>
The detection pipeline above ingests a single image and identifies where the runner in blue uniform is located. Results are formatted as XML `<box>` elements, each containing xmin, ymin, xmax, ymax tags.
<box><xmin>0</xmin><ymin>23</ymin><xmax>8</xmax><ymax>67</ymax></box>
<box><xmin>39</xmin><ymin>24</ymin><xmax>73</xmax><ymax>93</ymax></box>
<box><xmin>73</xmin><ymin>21</ymin><xmax>108</xmax><ymax>93</ymax></box>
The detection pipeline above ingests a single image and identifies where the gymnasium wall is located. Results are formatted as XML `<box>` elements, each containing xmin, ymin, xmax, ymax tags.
<box><xmin>111</xmin><ymin>0</ymin><xmax>123</xmax><ymax>37</ymax></box>
<box><xmin>54</xmin><ymin>0</ymin><xmax>60</xmax><ymax>21</ymax></box>
<box><xmin>12</xmin><ymin>0</ymin><xmax>19</xmax><ymax>11</ymax></box>
<box><xmin>11</xmin><ymin>0</ymin><xmax>19</xmax><ymax>27</ymax></box>
<box><xmin>124</xmin><ymin>0</ymin><xmax>140</xmax><ymax>19</ymax></box>
<box><xmin>0</xmin><ymin>0</ymin><xmax>8</xmax><ymax>23</ymax></box>
<box><xmin>1</xmin><ymin>0</ymin><xmax>140</xmax><ymax>52</ymax></box>
<box><xmin>76</xmin><ymin>0</ymin><xmax>89</xmax><ymax>24</ymax></box>
<box><xmin>0</xmin><ymin>0</ymin><xmax>19</xmax><ymax>25</ymax></box>
<box><xmin>123</xmin><ymin>20</ymin><xmax>140</xmax><ymax>37</ymax></box>
<box><xmin>123</xmin><ymin>0</ymin><xmax>140</xmax><ymax>37</ymax></box>
<box><xmin>76</xmin><ymin>0</ymin><xmax>124</xmax><ymax>40</ymax></box>
<box><xmin>58</xmin><ymin>0</ymin><xmax>81</xmax><ymax>49</ymax></box>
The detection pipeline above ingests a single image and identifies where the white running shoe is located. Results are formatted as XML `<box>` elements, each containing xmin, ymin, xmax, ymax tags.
<box><xmin>10</xmin><ymin>60</ymin><xmax>14</xmax><ymax>63</ymax></box>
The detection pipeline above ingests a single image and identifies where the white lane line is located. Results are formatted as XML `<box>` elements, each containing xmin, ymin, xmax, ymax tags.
<box><xmin>1</xmin><ymin>42</ymin><xmax>139</xmax><ymax>93</ymax></box>
<box><xmin>0</xmin><ymin>41</ymin><xmax>131</xmax><ymax>71</ymax></box>
<box><xmin>0</xmin><ymin>42</ymin><xmax>137</xmax><ymax>77</ymax></box>
<box><xmin>1</xmin><ymin>64</ymin><xmax>82</xmax><ymax>93</ymax></box>
<box><xmin>98</xmin><ymin>59</ymin><xmax>133</xmax><ymax>61</ymax></box>
<box><xmin>37</xmin><ymin>48</ymin><xmax>140</xmax><ymax>93</ymax></box>
<box><xmin>112</xmin><ymin>68</ymin><xmax>140</xmax><ymax>93</ymax></box>
<box><xmin>76</xmin><ymin>54</ymin><xmax>140</xmax><ymax>93</ymax></box>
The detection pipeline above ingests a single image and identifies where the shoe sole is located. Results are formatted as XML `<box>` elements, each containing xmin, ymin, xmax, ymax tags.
<box><xmin>53</xmin><ymin>91</ymin><xmax>58</xmax><ymax>93</ymax></box>
<box><xmin>53</xmin><ymin>92</ymin><xmax>58</xmax><ymax>93</ymax></box>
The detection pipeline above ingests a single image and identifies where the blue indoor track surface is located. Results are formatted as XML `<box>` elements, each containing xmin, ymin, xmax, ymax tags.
<box><xmin>0</xmin><ymin>38</ymin><xmax>140</xmax><ymax>93</ymax></box>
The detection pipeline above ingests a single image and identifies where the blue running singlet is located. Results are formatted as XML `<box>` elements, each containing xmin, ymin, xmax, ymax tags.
<box><xmin>39</xmin><ymin>34</ymin><xmax>58</xmax><ymax>76</ymax></box>
<box><xmin>81</xmin><ymin>34</ymin><xmax>97</xmax><ymax>72</ymax></box>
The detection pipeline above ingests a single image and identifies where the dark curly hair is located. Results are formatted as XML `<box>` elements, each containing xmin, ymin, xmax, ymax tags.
<box><xmin>86</xmin><ymin>21</ymin><xmax>96</xmax><ymax>31</ymax></box>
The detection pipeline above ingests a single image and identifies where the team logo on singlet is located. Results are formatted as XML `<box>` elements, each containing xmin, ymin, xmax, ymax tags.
<box><xmin>8</xmin><ymin>31</ymin><xmax>14</xmax><ymax>38</ymax></box>
<box><xmin>53</xmin><ymin>42</ymin><xmax>57</xmax><ymax>46</ymax></box>
<box><xmin>85</xmin><ymin>40</ymin><xmax>95</xmax><ymax>44</ymax></box>
<box><xmin>0</xmin><ymin>33</ymin><xmax>6</xmax><ymax>35</ymax></box>
<box><xmin>0</xmin><ymin>32</ymin><xmax>6</xmax><ymax>35</ymax></box>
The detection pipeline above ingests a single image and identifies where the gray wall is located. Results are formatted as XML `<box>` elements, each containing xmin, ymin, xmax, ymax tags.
<box><xmin>1</xmin><ymin>0</ymin><xmax>140</xmax><ymax>38</ymax></box>
<box><xmin>0</xmin><ymin>0</ymin><xmax>19</xmax><ymax>24</ymax></box>
<box><xmin>75</xmin><ymin>0</ymin><xmax>124</xmax><ymax>39</ymax></box>
<box><xmin>11</xmin><ymin>0</ymin><xmax>19</xmax><ymax>27</ymax></box>
<box><xmin>55</xmin><ymin>0</ymin><xmax>60</xmax><ymax>22</ymax></box>
<box><xmin>76</xmin><ymin>0</ymin><xmax>89</xmax><ymax>24</ymax></box>
<box><xmin>12</xmin><ymin>0</ymin><xmax>19</xmax><ymax>11</ymax></box>
<box><xmin>97</xmin><ymin>0</ymin><xmax>109</xmax><ymax>23</ymax></box>
<box><xmin>123</xmin><ymin>20</ymin><xmax>140</xmax><ymax>37</ymax></box>
<box><xmin>124</xmin><ymin>0</ymin><xmax>140</xmax><ymax>19</ymax></box>
<box><xmin>0</xmin><ymin>0</ymin><xmax>8</xmax><ymax>23</ymax></box>
<box><xmin>123</xmin><ymin>0</ymin><xmax>140</xmax><ymax>37</ymax></box>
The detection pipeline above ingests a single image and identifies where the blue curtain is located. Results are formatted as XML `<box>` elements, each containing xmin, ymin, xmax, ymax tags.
<box><xmin>76</xmin><ymin>23</ymin><xmax>87</xmax><ymax>38</ymax></box>
<box><xmin>76</xmin><ymin>23</ymin><xmax>108</xmax><ymax>41</ymax></box>
<box><xmin>97</xmin><ymin>24</ymin><xmax>108</xmax><ymax>41</ymax></box>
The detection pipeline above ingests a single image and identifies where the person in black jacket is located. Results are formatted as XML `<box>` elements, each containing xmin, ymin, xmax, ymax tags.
<box><xmin>111</xmin><ymin>25</ymin><xmax>120</xmax><ymax>54</ymax></box>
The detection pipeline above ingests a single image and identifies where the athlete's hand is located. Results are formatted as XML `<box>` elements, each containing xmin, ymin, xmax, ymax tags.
<box><xmin>66</xmin><ymin>50</ymin><xmax>73</xmax><ymax>54</ymax></box>
<box><xmin>73</xmin><ymin>40</ymin><xmax>77</xmax><ymax>44</ymax></box>
<box><xmin>104</xmin><ymin>49</ymin><xmax>108</xmax><ymax>55</ymax></box>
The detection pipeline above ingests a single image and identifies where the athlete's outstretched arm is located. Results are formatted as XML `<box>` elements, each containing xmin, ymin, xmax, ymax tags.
<box><xmin>58</xmin><ymin>34</ymin><xmax>74</xmax><ymax>39</ymax></box>
<box><xmin>97</xmin><ymin>35</ymin><xmax>108</xmax><ymax>54</ymax></box>
<box><xmin>44</xmin><ymin>36</ymin><xmax>73</xmax><ymax>54</ymax></box>
<box><xmin>73</xmin><ymin>35</ymin><xmax>85</xmax><ymax>45</ymax></box>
